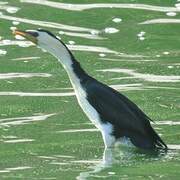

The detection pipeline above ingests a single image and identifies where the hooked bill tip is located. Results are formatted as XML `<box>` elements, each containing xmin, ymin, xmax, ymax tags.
<box><xmin>13</xmin><ymin>29</ymin><xmax>26</xmax><ymax>36</ymax></box>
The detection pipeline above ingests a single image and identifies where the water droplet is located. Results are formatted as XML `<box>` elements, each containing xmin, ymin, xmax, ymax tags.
<box><xmin>56</xmin><ymin>35</ymin><xmax>61</xmax><ymax>40</ymax></box>
<box><xmin>6</xmin><ymin>81</ymin><xmax>13</xmax><ymax>84</ymax></box>
<box><xmin>112</xmin><ymin>18</ymin><xmax>122</xmax><ymax>23</ymax></box>
<box><xmin>168</xmin><ymin>65</ymin><xmax>174</xmax><ymax>69</ymax></box>
<box><xmin>137</xmin><ymin>31</ymin><xmax>146</xmax><ymax>37</ymax></box>
<box><xmin>15</xmin><ymin>35</ymin><xmax>25</xmax><ymax>40</ymax></box>
<box><xmin>156</xmin><ymin>55</ymin><xmax>161</xmax><ymax>57</ymax></box>
<box><xmin>0</xmin><ymin>49</ymin><xmax>7</xmax><ymax>56</ymax></box>
<box><xmin>10</xmin><ymin>26</ymin><xmax>17</xmax><ymax>31</ymax></box>
<box><xmin>12</xmin><ymin>21</ymin><xmax>20</xmax><ymax>25</ymax></box>
<box><xmin>140</xmin><ymin>31</ymin><xmax>146</xmax><ymax>35</ymax></box>
<box><xmin>41</xmin><ymin>48</ymin><xmax>47</xmax><ymax>53</ymax></box>
<box><xmin>2</xmin><ymin>40</ymin><xmax>10</xmax><ymax>44</ymax></box>
<box><xmin>99</xmin><ymin>53</ymin><xmax>106</xmax><ymax>57</ymax></box>
<box><xmin>18</xmin><ymin>41</ymin><xmax>32</xmax><ymax>48</ymax></box>
<box><xmin>166</xmin><ymin>12</ymin><xmax>176</xmax><ymax>16</ymax></box>
<box><xmin>6</xmin><ymin>7</ymin><xmax>19</xmax><ymax>14</ymax></box>
<box><xmin>139</xmin><ymin>36</ymin><xmax>145</xmax><ymax>41</ymax></box>
<box><xmin>59</xmin><ymin>31</ymin><xmax>65</xmax><ymax>35</ymax></box>
<box><xmin>68</xmin><ymin>40</ymin><xmax>75</xmax><ymax>45</ymax></box>
<box><xmin>163</xmin><ymin>51</ymin><xmax>170</xmax><ymax>55</ymax></box>
<box><xmin>104</xmin><ymin>27</ymin><xmax>119</xmax><ymax>34</ymax></box>
<box><xmin>108</xmin><ymin>172</ymin><xmax>115</xmax><ymax>175</ymax></box>
<box><xmin>175</xmin><ymin>3</ymin><xmax>180</xmax><ymax>9</ymax></box>
<box><xmin>91</xmin><ymin>30</ymin><xmax>98</xmax><ymax>35</ymax></box>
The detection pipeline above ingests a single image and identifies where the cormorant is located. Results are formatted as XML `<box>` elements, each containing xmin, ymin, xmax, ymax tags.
<box><xmin>13</xmin><ymin>29</ymin><xmax>167</xmax><ymax>151</ymax></box>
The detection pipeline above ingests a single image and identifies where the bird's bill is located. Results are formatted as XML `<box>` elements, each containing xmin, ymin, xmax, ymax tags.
<box><xmin>13</xmin><ymin>29</ymin><xmax>38</xmax><ymax>44</ymax></box>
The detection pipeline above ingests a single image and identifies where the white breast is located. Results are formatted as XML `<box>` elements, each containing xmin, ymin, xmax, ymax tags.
<box><xmin>74</xmin><ymin>85</ymin><xmax>102</xmax><ymax>129</ymax></box>
<box><xmin>66</xmin><ymin>67</ymin><xmax>115</xmax><ymax>148</ymax></box>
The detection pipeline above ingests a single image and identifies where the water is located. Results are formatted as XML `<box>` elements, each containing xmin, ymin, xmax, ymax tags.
<box><xmin>0</xmin><ymin>0</ymin><xmax>180</xmax><ymax>179</ymax></box>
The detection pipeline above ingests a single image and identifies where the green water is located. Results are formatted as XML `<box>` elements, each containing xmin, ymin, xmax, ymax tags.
<box><xmin>0</xmin><ymin>0</ymin><xmax>180</xmax><ymax>179</ymax></box>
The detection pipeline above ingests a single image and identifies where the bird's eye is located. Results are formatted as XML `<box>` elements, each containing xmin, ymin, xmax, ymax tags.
<box><xmin>26</xmin><ymin>31</ymin><xmax>39</xmax><ymax>37</ymax></box>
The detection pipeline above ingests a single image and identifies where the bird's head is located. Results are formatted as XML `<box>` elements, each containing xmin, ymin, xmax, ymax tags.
<box><xmin>13</xmin><ymin>29</ymin><xmax>73</xmax><ymax>64</ymax></box>
<box><xmin>13</xmin><ymin>29</ymin><xmax>62</xmax><ymax>48</ymax></box>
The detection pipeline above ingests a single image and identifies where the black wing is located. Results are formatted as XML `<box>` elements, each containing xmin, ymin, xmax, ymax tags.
<box><xmin>85</xmin><ymin>79</ymin><xmax>167</xmax><ymax>150</ymax></box>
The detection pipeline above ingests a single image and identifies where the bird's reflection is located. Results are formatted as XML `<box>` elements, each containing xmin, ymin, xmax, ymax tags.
<box><xmin>76</xmin><ymin>146</ymin><xmax>138</xmax><ymax>180</ymax></box>
<box><xmin>77</xmin><ymin>145</ymin><xmax>169</xmax><ymax>180</ymax></box>
<box><xmin>76</xmin><ymin>148</ymin><xmax>114</xmax><ymax>180</ymax></box>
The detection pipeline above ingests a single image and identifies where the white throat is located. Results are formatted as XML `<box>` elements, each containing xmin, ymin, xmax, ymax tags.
<box><xmin>39</xmin><ymin>37</ymin><xmax>83</xmax><ymax>91</ymax></box>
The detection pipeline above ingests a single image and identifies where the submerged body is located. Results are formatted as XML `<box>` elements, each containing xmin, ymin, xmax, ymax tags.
<box><xmin>14</xmin><ymin>29</ymin><xmax>167</xmax><ymax>151</ymax></box>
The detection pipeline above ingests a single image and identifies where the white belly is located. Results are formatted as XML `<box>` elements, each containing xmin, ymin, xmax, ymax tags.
<box><xmin>75</xmin><ymin>88</ymin><xmax>102</xmax><ymax>129</ymax></box>
<box><xmin>69</xmin><ymin>75</ymin><xmax>115</xmax><ymax>148</ymax></box>
<box><xmin>74</xmin><ymin>87</ymin><xmax>116</xmax><ymax>148</ymax></box>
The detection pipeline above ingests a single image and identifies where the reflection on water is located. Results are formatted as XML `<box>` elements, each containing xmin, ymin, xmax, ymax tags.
<box><xmin>0</xmin><ymin>13</ymin><xmax>100</xmax><ymax>33</ymax></box>
<box><xmin>168</xmin><ymin>144</ymin><xmax>180</xmax><ymax>150</ymax></box>
<box><xmin>76</xmin><ymin>146</ymin><xmax>178</xmax><ymax>180</ymax></box>
<box><xmin>0</xmin><ymin>49</ymin><xmax>7</xmax><ymax>55</ymax></box>
<box><xmin>59</xmin><ymin>31</ymin><xmax>104</xmax><ymax>40</ymax></box>
<box><xmin>0</xmin><ymin>3</ymin><xmax>19</xmax><ymax>14</ymax></box>
<box><xmin>0</xmin><ymin>166</ymin><xmax>32</xmax><ymax>173</ymax></box>
<box><xmin>39</xmin><ymin>155</ymin><xmax>74</xmax><ymax>159</ymax></box>
<box><xmin>0</xmin><ymin>113</ymin><xmax>55</xmax><ymax>126</ymax></box>
<box><xmin>100</xmin><ymin>57</ymin><xmax>155</xmax><ymax>61</ymax></box>
<box><xmin>11</xmin><ymin>56</ymin><xmax>41</xmax><ymax>61</ymax></box>
<box><xmin>140</xmin><ymin>18</ymin><xmax>180</xmax><ymax>25</ymax></box>
<box><xmin>20</xmin><ymin>0</ymin><xmax>180</xmax><ymax>12</ymax></box>
<box><xmin>98</xmin><ymin>68</ymin><xmax>180</xmax><ymax>82</ymax></box>
<box><xmin>104</xmin><ymin>27</ymin><xmax>119</xmax><ymax>34</ymax></box>
<box><xmin>0</xmin><ymin>39</ymin><xmax>118</xmax><ymax>54</ymax></box>
<box><xmin>67</xmin><ymin>44</ymin><xmax>118</xmax><ymax>54</ymax></box>
<box><xmin>57</xmin><ymin>128</ymin><xmax>98</xmax><ymax>133</ymax></box>
<box><xmin>77</xmin><ymin>148</ymin><xmax>113</xmax><ymax>180</ymax></box>
<box><xmin>156</xmin><ymin>121</ymin><xmax>180</xmax><ymax>125</ymax></box>
<box><xmin>0</xmin><ymin>0</ymin><xmax>180</xmax><ymax>179</ymax></box>
<box><xmin>0</xmin><ymin>72</ymin><xmax>51</xmax><ymax>79</ymax></box>
<box><xmin>110</xmin><ymin>83</ymin><xmax>144</xmax><ymax>91</ymax></box>
<box><xmin>0</xmin><ymin>39</ymin><xmax>33</xmax><ymax>47</ymax></box>
<box><xmin>0</xmin><ymin>91</ymin><xmax>75</xmax><ymax>97</ymax></box>
<box><xmin>3</xmin><ymin>138</ymin><xmax>34</xmax><ymax>143</ymax></box>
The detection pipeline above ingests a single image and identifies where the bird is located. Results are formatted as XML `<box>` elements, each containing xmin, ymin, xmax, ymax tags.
<box><xmin>13</xmin><ymin>29</ymin><xmax>167</xmax><ymax>151</ymax></box>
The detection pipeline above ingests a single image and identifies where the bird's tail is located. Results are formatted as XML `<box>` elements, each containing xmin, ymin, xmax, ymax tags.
<box><xmin>150</xmin><ymin>126</ymin><xmax>168</xmax><ymax>151</ymax></box>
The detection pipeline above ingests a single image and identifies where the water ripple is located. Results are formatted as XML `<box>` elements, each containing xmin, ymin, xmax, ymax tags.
<box><xmin>0</xmin><ymin>166</ymin><xmax>32</xmax><ymax>173</ymax></box>
<box><xmin>68</xmin><ymin>45</ymin><xmax>118</xmax><ymax>54</ymax></box>
<box><xmin>0</xmin><ymin>73</ymin><xmax>51</xmax><ymax>79</ymax></box>
<box><xmin>155</xmin><ymin>121</ymin><xmax>180</xmax><ymax>125</ymax></box>
<box><xmin>59</xmin><ymin>31</ymin><xmax>104</xmax><ymax>40</ymax></box>
<box><xmin>20</xmin><ymin>0</ymin><xmax>180</xmax><ymax>12</ymax></box>
<box><xmin>11</xmin><ymin>56</ymin><xmax>41</xmax><ymax>61</ymax></box>
<box><xmin>57</xmin><ymin>128</ymin><xmax>99</xmax><ymax>133</ymax></box>
<box><xmin>3</xmin><ymin>138</ymin><xmax>34</xmax><ymax>143</ymax></box>
<box><xmin>98</xmin><ymin>68</ymin><xmax>180</xmax><ymax>82</ymax></box>
<box><xmin>0</xmin><ymin>3</ymin><xmax>20</xmax><ymax>14</ymax></box>
<box><xmin>0</xmin><ymin>49</ymin><xmax>7</xmax><ymax>55</ymax></box>
<box><xmin>0</xmin><ymin>39</ymin><xmax>118</xmax><ymax>54</ymax></box>
<box><xmin>0</xmin><ymin>13</ymin><xmax>99</xmax><ymax>33</ymax></box>
<box><xmin>100</xmin><ymin>58</ymin><xmax>155</xmax><ymax>61</ymax></box>
<box><xmin>140</xmin><ymin>18</ymin><xmax>180</xmax><ymax>25</ymax></box>
<box><xmin>0</xmin><ymin>113</ymin><xmax>55</xmax><ymax>126</ymax></box>
<box><xmin>0</xmin><ymin>39</ymin><xmax>33</xmax><ymax>47</ymax></box>
<box><xmin>0</xmin><ymin>91</ymin><xmax>75</xmax><ymax>97</ymax></box>
<box><xmin>110</xmin><ymin>84</ymin><xmax>144</xmax><ymax>91</ymax></box>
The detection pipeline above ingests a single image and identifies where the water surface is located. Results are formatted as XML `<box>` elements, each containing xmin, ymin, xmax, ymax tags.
<box><xmin>0</xmin><ymin>0</ymin><xmax>180</xmax><ymax>179</ymax></box>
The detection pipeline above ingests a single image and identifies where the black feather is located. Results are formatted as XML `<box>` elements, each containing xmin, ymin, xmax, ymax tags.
<box><xmin>42</xmin><ymin>29</ymin><xmax>167</xmax><ymax>151</ymax></box>
<box><xmin>73</xmin><ymin>65</ymin><xmax>167</xmax><ymax>150</ymax></box>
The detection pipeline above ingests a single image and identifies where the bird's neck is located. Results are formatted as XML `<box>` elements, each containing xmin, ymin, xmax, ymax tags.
<box><xmin>44</xmin><ymin>41</ymin><xmax>89</xmax><ymax>89</ymax></box>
